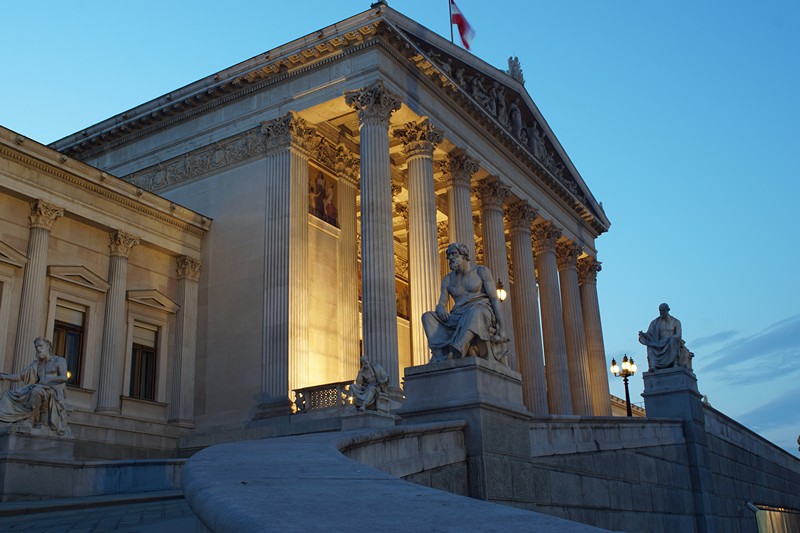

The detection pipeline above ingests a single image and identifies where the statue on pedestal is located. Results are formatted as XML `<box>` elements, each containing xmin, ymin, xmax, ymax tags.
<box><xmin>0</xmin><ymin>337</ymin><xmax>71</xmax><ymax>437</ymax></box>
<box><xmin>422</xmin><ymin>242</ymin><xmax>509</xmax><ymax>365</ymax></box>
<box><xmin>638</xmin><ymin>303</ymin><xmax>693</xmax><ymax>371</ymax></box>
<box><xmin>348</xmin><ymin>356</ymin><xmax>389</xmax><ymax>412</ymax></box>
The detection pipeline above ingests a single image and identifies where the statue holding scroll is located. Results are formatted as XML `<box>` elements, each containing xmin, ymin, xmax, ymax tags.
<box><xmin>422</xmin><ymin>242</ymin><xmax>509</xmax><ymax>365</ymax></box>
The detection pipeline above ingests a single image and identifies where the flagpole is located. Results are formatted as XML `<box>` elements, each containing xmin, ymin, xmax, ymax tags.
<box><xmin>448</xmin><ymin>0</ymin><xmax>454</xmax><ymax>44</ymax></box>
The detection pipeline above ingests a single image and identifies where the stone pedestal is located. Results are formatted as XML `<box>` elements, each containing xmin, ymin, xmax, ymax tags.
<box><xmin>398</xmin><ymin>357</ymin><xmax>530</xmax><ymax>501</ymax></box>
<box><xmin>341</xmin><ymin>408</ymin><xmax>397</xmax><ymax>430</ymax></box>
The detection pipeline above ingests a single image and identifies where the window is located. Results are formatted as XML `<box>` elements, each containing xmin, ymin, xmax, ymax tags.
<box><xmin>52</xmin><ymin>303</ymin><xmax>85</xmax><ymax>387</ymax></box>
<box><xmin>129</xmin><ymin>324</ymin><xmax>158</xmax><ymax>401</ymax></box>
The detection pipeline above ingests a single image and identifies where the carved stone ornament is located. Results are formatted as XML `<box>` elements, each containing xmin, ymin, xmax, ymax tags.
<box><xmin>556</xmin><ymin>241</ymin><xmax>582</xmax><ymax>271</ymax></box>
<box><xmin>333</xmin><ymin>146</ymin><xmax>360</xmax><ymax>186</ymax></box>
<box><xmin>506</xmin><ymin>56</ymin><xmax>525</xmax><ymax>85</ymax></box>
<box><xmin>176</xmin><ymin>255</ymin><xmax>202</xmax><ymax>281</ymax></box>
<box><xmin>504</xmin><ymin>201</ymin><xmax>538</xmax><ymax>232</ymax></box>
<box><xmin>344</xmin><ymin>80</ymin><xmax>402</xmax><ymax>127</ymax></box>
<box><xmin>395</xmin><ymin>254</ymin><xmax>409</xmax><ymax>280</ymax></box>
<box><xmin>260</xmin><ymin>112</ymin><xmax>317</xmax><ymax>156</ymax></box>
<box><xmin>392</xmin><ymin>118</ymin><xmax>444</xmax><ymax>158</ymax></box>
<box><xmin>577</xmin><ymin>256</ymin><xmax>602</xmax><ymax>285</ymax></box>
<box><xmin>28</xmin><ymin>200</ymin><xmax>64</xmax><ymax>230</ymax></box>
<box><xmin>447</xmin><ymin>148</ymin><xmax>480</xmax><ymax>187</ymax></box>
<box><xmin>108</xmin><ymin>230</ymin><xmax>140</xmax><ymax>257</ymax></box>
<box><xmin>531</xmin><ymin>222</ymin><xmax>562</xmax><ymax>255</ymax></box>
<box><xmin>394</xmin><ymin>202</ymin><xmax>409</xmax><ymax>220</ymax></box>
<box><xmin>475</xmin><ymin>177</ymin><xmax>510</xmax><ymax>210</ymax></box>
<box><xmin>437</xmin><ymin>221</ymin><xmax>449</xmax><ymax>249</ymax></box>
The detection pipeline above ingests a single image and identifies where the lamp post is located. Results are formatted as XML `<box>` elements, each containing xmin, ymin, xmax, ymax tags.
<box><xmin>610</xmin><ymin>355</ymin><xmax>637</xmax><ymax>417</ymax></box>
<box><xmin>496</xmin><ymin>278</ymin><xmax>507</xmax><ymax>302</ymax></box>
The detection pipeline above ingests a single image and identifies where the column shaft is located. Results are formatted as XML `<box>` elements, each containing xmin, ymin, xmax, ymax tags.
<box><xmin>13</xmin><ymin>201</ymin><xmax>62</xmax><ymax>373</ymax></box>
<box><xmin>446</xmin><ymin>148</ymin><xmax>479</xmax><ymax>259</ymax></box>
<box><xmin>557</xmin><ymin>242</ymin><xmax>593</xmax><ymax>415</ymax></box>
<box><xmin>96</xmin><ymin>231</ymin><xmax>139</xmax><ymax>413</ymax></box>
<box><xmin>336</xmin><ymin>155</ymin><xmax>361</xmax><ymax>379</ymax></box>
<box><xmin>506</xmin><ymin>202</ymin><xmax>548</xmax><ymax>414</ymax></box>
<box><xmin>579</xmin><ymin>257</ymin><xmax>612</xmax><ymax>416</ymax></box>
<box><xmin>532</xmin><ymin>222</ymin><xmax>572</xmax><ymax>414</ymax></box>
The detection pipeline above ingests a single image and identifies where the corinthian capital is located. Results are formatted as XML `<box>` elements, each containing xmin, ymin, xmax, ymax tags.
<box><xmin>333</xmin><ymin>146</ymin><xmax>360</xmax><ymax>186</ymax></box>
<box><xmin>108</xmin><ymin>230</ymin><xmax>140</xmax><ymax>258</ymax></box>
<box><xmin>344</xmin><ymin>80</ymin><xmax>402</xmax><ymax>127</ymax></box>
<box><xmin>556</xmin><ymin>241</ymin><xmax>582</xmax><ymax>271</ymax></box>
<box><xmin>176</xmin><ymin>255</ymin><xmax>202</xmax><ymax>281</ymax></box>
<box><xmin>393</xmin><ymin>118</ymin><xmax>444</xmax><ymax>158</ymax></box>
<box><xmin>475</xmin><ymin>177</ymin><xmax>510</xmax><ymax>210</ymax></box>
<box><xmin>446</xmin><ymin>148</ymin><xmax>480</xmax><ymax>187</ymax></box>
<box><xmin>577</xmin><ymin>256</ymin><xmax>602</xmax><ymax>285</ymax></box>
<box><xmin>531</xmin><ymin>221</ymin><xmax>561</xmax><ymax>256</ymax></box>
<box><xmin>504</xmin><ymin>200</ymin><xmax>538</xmax><ymax>232</ymax></box>
<box><xmin>28</xmin><ymin>200</ymin><xmax>64</xmax><ymax>230</ymax></box>
<box><xmin>260</xmin><ymin>112</ymin><xmax>317</xmax><ymax>155</ymax></box>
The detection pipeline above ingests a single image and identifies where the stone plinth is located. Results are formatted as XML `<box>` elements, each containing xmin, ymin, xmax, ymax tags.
<box><xmin>341</xmin><ymin>408</ymin><xmax>397</xmax><ymax>431</ymax></box>
<box><xmin>0</xmin><ymin>427</ymin><xmax>75</xmax><ymax>461</ymax></box>
<box><xmin>641</xmin><ymin>367</ymin><xmax>701</xmax><ymax>420</ymax></box>
<box><xmin>399</xmin><ymin>357</ymin><xmax>526</xmax><ymax>416</ymax></box>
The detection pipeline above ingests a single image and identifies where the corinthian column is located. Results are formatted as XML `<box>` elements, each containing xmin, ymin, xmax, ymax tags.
<box><xmin>393</xmin><ymin>118</ymin><xmax>443</xmax><ymax>365</ymax></box>
<box><xmin>257</xmin><ymin>112</ymin><xmax>315</xmax><ymax>417</ymax></box>
<box><xmin>13</xmin><ymin>200</ymin><xmax>63</xmax><ymax>373</ymax></box>
<box><xmin>96</xmin><ymin>230</ymin><xmax>139</xmax><ymax>413</ymax></box>
<box><xmin>578</xmin><ymin>256</ymin><xmax>612</xmax><ymax>416</ymax></box>
<box><xmin>345</xmin><ymin>80</ymin><xmax>402</xmax><ymax>387</ymax></box>
<box><xmin>334</xmin><ymin>147</ymin><xmax>361</xmax><ymax>379</ymax></box>
<box><xmin>556</xmin><ymin>241</ymin><xmax>593</xmax><ymax>415</ymax></box>
<box><xmin>445</xmin><ymin>148</ymin><xmax>479</xmax><ymax>259</ymax></box>
<box><xmin>505</xmin><ymin>201</ymin><xmax>548</xmax><ymax>414</ymax></box>
<box><xmin>532</xmin><ymin>222</ymin><xmax>572</xmax><ymax>414</ymax></box>
<box><xmin>169</xmin><ymin>256</ymin><xmax>201</xmax><ymax>425</ymax></box>
<box><xmin>475</xmin><ymin>177</ymin><xmax>516</xmax><ymax>368</ymax></box>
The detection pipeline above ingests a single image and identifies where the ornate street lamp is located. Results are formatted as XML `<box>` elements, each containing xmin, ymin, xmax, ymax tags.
<box><xmin>610</xmin><ymin>355</ymin><xmax>637</xmax><ymax>417</ymax></box>
<box><xmin>496</xmin><ymin>278</ymin><xmax>507</xmax><ymax>302</ymax></box>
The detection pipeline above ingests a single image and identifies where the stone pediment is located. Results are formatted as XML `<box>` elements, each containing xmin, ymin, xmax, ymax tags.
<box><xmin>127</xmin><ymin>289</ymin><xmax>179</xmax><ymax>313</ymax></box>
<box><xmin>48</xmin><ymin>265</ymin><xmax>110</xmax><ymax>293</ymax></box>
<box><xmin>0</xmin><ymin>240</ymin><xmax>27</xmax><ymax>269</ymax></box>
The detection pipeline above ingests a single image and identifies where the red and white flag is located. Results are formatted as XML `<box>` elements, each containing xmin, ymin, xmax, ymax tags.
<box><xmin>450</xmin><ymin>0</ymin><xmax>475</xmax><ymax>50</ymax></box>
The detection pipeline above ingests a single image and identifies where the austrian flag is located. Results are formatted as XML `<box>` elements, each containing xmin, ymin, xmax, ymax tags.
<box><xmin>450</xmin><ymin>0</ymin><xmax>475</xmax><ymax>50</ymax></box>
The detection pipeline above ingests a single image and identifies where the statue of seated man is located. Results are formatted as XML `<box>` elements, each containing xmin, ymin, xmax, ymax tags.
<box><xmin>638</xmin><ymin>303</ymin><xmax>693</xmax><ymax>371</ymax></box>
<box><xmin>348</xmin><ymin>356</ymin><xmax>389</xmax><ymax>411</ymax></box>
<box><xmin>0</xmin><ymin>337</ymin><xmax>70</xmax><ymax>436</ymax></box>
<box><xmin>422</xmin><ymin>242</ymin><xmax>509</xmax><ymax>364</ymax></box>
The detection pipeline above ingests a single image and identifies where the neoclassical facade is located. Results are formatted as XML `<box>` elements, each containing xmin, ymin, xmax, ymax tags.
<box><xmin>34</xmin><ymin>4</ymin><xmax>611</xmax><ymax>436</ymax></box>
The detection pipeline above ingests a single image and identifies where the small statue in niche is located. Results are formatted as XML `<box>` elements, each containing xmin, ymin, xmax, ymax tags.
<box><xmin>0</xmin><ymin>337</ymin><xmax>71</xmax><ymax>437</ymax></box>
<box><xmin>638</xmin><ymin>303</ymin><xmax>694</xmax><ymax>371</ymax></box>
<box><xmin>348</xmin><ymin>356</ymin><xmax>389</xmax><ymax>412</ymax></box>
<box><xmin>422</xmin><ymin>242</ymin><xmax>509</xmax><ymax>365</ymax></box>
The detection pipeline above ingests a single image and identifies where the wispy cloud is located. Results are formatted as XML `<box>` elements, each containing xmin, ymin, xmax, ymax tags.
<box><xmin>689</xmin><ymin>329</ymin><xmax>739</xmax><ymax>349</ymax></box>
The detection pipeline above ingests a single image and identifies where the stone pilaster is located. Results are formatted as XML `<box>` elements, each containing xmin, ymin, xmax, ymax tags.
<box><xmin>345</xmin><ymin>80</ymin><xmax>402</xmax><ymax>387</ymax></box>
<box><xmin>532</xmin><ymin>222</ymin><xmax>572</xmax><ymax>414</ymax></box>
<box><xmin>556</xmin><ymin>241</ymin><xmax>593</xmax><ymax>416</ymax></box>
<box><xmin>257</xmin><ymin>112</ymin><xmax>315</xmax><ymax>417</ymax></box>
<box><xmin>169</xmin><ymin>255</ymin><xmax>201</xmax><ymax>425</ymax></box>
<box><xmin>578</xmin><ymin>256</ymin><xmax>612</xmax><ymax>416</ymax></box>
<box><xmin>505</xmin><ymin>201</ymin><xmax>548</xmax><ymax>414</ymax></box>
<box><xmin>475</xmin><ymin>177</ymin><xmax>516</xmax><ymax>369</ymax></box>
<box><xmin>393</xmin><ymin>118</ymin><xmax>443</xmax><ymax>365</ymax></box>
<box><xmin>96</xmin><ymin>230</ymin><xmax>139</xmax><ymax>413</ymax></box>
<box><xmin>12</xmin><ymin>200</ymin><xmax>63</xmax><ymax>374</ymax></box>
<box><xmin>445</xmin><ymin>148</ymin><xmax>479</xmax><ymax>259</ymax></box>
<box><xmin>334</xmin><ymin>147</ymin><xmax>361</xmax><ymax>379</ymax></box>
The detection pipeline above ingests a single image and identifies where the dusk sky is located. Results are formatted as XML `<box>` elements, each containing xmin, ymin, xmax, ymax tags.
<box><xmin>2</xmin><ymin>1</ymin><xmax>798</xmax><ymax>456</ymax></box>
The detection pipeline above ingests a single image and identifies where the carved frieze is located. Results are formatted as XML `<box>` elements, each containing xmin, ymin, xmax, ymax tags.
<box><xmin>28</xmin><ymin>200</ymin><xmax>64</xmax><ymax>230</ymax></box>
<box><xmin>344</xmin><ymin>80</ymin><xmax>402</xmax><ymax>127</ymax></box>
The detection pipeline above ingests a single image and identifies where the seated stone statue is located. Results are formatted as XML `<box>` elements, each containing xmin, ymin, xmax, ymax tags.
<box><xmin>348</xmin><ymin>356</ymin><xmax>389</xmax><ymax>411</ymax></box>
<box><xmin>638</xmin><ymin>303</ymin><xmax>693</xmax><ymax>371</ymax></box>
<box><xmin>0</xmin><ymin>337</ymin><xmax>70</xmax><ymax>436</ymax></box>
<box><xmin>422</xmin><ymin>242</ymin><xmax>509</xmax><ymax>365</ymax></box>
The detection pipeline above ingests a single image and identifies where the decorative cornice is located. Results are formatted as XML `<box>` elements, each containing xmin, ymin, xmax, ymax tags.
<box><xmin>261</xmin><ymin>112</ymin><xmax>317</xmax><ymax>156</ymax></box>
<box><xmin>392</xmin><ymin>117</ymin><xmax>444</xmax><ymax>158</ymax></box>
<box><xmin>176</xmin><ymin>255</ymin><xmax>202</xmax><ymax>282</ymax></box>
<box><xmin>531</xmin><ymin>222</ymin><xmax>561</xmax><ymax>256</ymax></box>
<box><xmin>475</xmin><ymin>177</ymin><xmax>510</xmax><ymax>210</ymax></box>
<box><xmin>556</xmin><ymin>241</ymin><xmax>582</xmax><ymax>271</ymax></box>
<box><xmin>28</xmin><ymin>200</ymin><xmax>64</xmax><ymax>230</ymax></box>
<box><xmin>446</xmin><ymin>148</ymin><xmax>479</xmax><ymax>187</ymax></box>
<box><xmin>344</xmin><ymin>80</ymin><xmax>402</xmax><ymax>127</ymax></box>
<box><xmin>109</xmin><ymin>230</ymin><xmax>140</xmax><ymax>258</ymax></box>
<box><xmin>577</xmin><ymin>256</ymin><xmax>602</xmax><ymax>285</ymax></box>
<box><xmin>504</xmin><ymin>200</ymin><xmax>538</xmax><ymax>232</ymax></box>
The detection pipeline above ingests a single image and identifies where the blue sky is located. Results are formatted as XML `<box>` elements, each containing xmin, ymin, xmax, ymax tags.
<box><xmin>2</xmin><ymin>1</ymin><xmax>798</xmax><ymax>456</ymax></box>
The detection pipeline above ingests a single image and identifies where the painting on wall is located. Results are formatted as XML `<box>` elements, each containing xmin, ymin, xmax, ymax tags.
<box><xmin>396</xmin><ymin>279</ymin><xmax>410</xmax><ymax>320</ymax></box>
<box><xmin>309</xmin><ymin>166</ymin><xmax>338</xmax><ymax>227</ymax></box>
